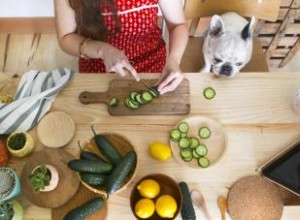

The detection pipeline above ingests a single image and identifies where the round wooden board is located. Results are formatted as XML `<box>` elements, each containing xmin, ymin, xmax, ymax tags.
<box><xmin>52</xmin><ymin>184</ymin><xmax>108</xmax><ymax>220</ymax></box>
<box><xmin>37</xmin><ymin>111</ymin><xmax>75</xmax><ymax>148</ymax></box>
<box><xmin>21</xmin><ymin>148</ymin><xmax>80</xmax><ymax>208</ymax></box>
<box><xmin>170</xmin><ymin>116</ymin><xmax>227</xmax><ymax>169</ymax></box>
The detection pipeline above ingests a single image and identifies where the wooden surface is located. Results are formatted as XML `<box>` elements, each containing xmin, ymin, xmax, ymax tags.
<box><xmin>2</xmin><ymin>72</ymin><xmax>300</xmax><ymax>220</ymax></box>
<box><xmin>21</xmin><ymin>148</ymin><xmax>80</xmax><ymax>208</ymax></box>
<box><xmin>52</xmin><ymin>184</ymin><xmax>107</xmax><ymax>220</ymax></box>
<box><xmin>79</xmin><ymin>79</ymin><xmax>190</xmax><ymax>115</ymax></box>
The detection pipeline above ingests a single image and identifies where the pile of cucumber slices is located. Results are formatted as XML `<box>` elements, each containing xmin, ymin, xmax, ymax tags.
<box><xmin>170</xmin><ymin>122</ymin><xmax>211</xmax><ymax>168</ymax></box>
<box><xmin>124</xmin><ymin>88</ymin><xmax>159</xmax><ymax>109</ymax></box>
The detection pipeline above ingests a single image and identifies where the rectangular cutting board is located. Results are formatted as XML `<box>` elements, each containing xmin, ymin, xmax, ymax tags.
<box><xmin>79</xmin><ymin>79</ymin><xmax>190</xmax><ymax>115</ymax></box>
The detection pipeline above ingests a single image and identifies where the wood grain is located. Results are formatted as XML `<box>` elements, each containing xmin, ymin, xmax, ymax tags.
<box><xmin>79</xmin><ymin>79</ymin><xmax>190</xmax><ymax>115</ymax></box>
<box><xmin>21</xmin><ymin>148</ymin><xmax>80</xmax><ymax>208</ymax></box>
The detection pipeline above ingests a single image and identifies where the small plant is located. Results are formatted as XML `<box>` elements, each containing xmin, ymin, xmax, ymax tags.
<box><xmin>28</xmin><ymin>165</ymin><xmax>51</xmax><ymax>193</ymax></box>
<box><xmin>0</xmin><ymin>201</ymin><xmax>14</xmax><ymax>220</ymax></box>
<box><xmin>7</xmin><ymin>133</ymin><xmax>26</xmax><ymax>150</ymax></box>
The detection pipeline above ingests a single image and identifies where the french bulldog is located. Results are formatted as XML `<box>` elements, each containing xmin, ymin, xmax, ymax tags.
<box><xmin>201</xmin><ymin>12</ymin><xmax>255</xmax><ymax>78</ymax></box>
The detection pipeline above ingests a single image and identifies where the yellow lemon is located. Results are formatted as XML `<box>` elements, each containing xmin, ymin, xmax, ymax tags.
<box><xmin>137</xmin><ymin>179</ymin><xmax>160</xmax><ymax>199</ymax></box>
<box><xmin>135</xmin><ymin>198</ymin><xmax>155</xmax><ymax>219</ymax></box>
<box><xmin>149</xmin><ymin>142</ymin><xmax>172</xmax><ymax>161</ymax></box>
<box><xmin>155</xmin><ymin>195</ymin><xmax>178</xmax><ymax>218</ymax></box>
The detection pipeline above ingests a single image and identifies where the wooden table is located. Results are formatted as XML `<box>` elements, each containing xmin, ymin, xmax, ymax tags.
<box><xmin>2</xmin><ymin>72</ymin><xmax>300</xmax><ymax>220</ymax></box>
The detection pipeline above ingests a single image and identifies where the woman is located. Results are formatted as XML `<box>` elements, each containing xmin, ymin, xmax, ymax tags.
<box><xmin>54</xmin><ymin>0</ymin><xmax>188</xmax><ymax>94</ymax></box>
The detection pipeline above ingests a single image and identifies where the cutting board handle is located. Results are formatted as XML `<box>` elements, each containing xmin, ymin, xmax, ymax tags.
<box><xmin>79</xmin><ymin>91</ymin><xmax>109</xmax><ymax>105</ymax></box>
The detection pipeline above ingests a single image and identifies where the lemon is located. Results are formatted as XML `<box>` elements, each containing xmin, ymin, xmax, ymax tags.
<box><xmin>135</xmin><ymin>198</ymin><xmax>155</xmax><ymax>219</ymax></box>
<box><xmin>155</xmin><ymin>195</ymin><xmax>178</xmax><ymax>218</ymax></box>
<box><xmin>137</xmin><ymin>179</ymin><xmax>160</xmax><ymax>199</ymax></box>
<box><xmin>149</xmin><ymin>142</ymin><xmax>172</xmax><ymax>161</ymax></box>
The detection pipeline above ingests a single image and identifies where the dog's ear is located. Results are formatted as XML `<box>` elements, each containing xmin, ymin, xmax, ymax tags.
<box><xmin>209</xmin><ymin>15</ymin><xmax>225</xmax><ymax>38</ymax></box>
<box><xmin>241</xmin><ymin>16</ymin><xmax>255</xmax><ymax>41</ymax></box>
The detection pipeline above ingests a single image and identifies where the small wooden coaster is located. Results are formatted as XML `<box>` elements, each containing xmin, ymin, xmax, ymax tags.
<box><xmin>37</xmin><ymin>111</ymin><xmax>75</xmax><ymax>148</ymax></box>
<box><xmin>52</xmin><ymin>184</ymin><xmax>108</xmax><ymax>220</ymax></box>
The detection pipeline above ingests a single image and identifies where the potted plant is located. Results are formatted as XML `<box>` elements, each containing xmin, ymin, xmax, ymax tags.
<box><xmin>0</xmin><ymin>200</ymin><xmax>23</xmax><ymax>220</ymax></box>
<box><xmin>6</xmin><ymin>132</ymin><xmax>35</xmax><ymax>157</ymax></box>
<box><xmin>28</xmin><ymin>165</ymin><xmax>59</xmax><ymax>193</ymax></box>
<box><xmin>0</xmin><ymin>168</ymin><xmax>21</xmax><ymax>202</ymax></box>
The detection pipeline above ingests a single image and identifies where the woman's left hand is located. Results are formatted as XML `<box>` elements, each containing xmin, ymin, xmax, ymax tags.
<box><xmin>156</xmin><ymin>58</ymin><xmax>184</xmax><ymax>95</ymax></box>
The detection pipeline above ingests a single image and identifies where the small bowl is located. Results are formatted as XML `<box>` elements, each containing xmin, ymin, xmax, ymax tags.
<box><xmin>81</xmin><ymin>133</ymin><xmax>138</xmax><ymax>197</ymax></box>
<box><xmin>130</xmin><ymin>173</ymin><xmax>182</xmax><ymax>220</ymax></box>
<box><xmin>170</xmin><ymin>116</ymin><xmax>227</xmax><ymax>169</ymax></box>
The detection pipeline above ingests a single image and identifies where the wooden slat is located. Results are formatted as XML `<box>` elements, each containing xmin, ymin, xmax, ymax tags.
<box><xmin>280</xmin><ymin>37</ymin><xmax>300</xmax><ymax>67</ymax></box>
<box><xmin>0</xmin><ymin>18</ymin><xmax>56</xmax><ymax>34</ymax></box>
<box><xmin>280</xmin><ymin>0</ymin><xmax>294</xmax><ymax>7</ymax></box>
<box><xmin>278</xmin><ymin>8</ymin><xmax>290</xmax><ymax>20</ymax></box>
<box><xmin>269</xmin><ymin>48</ymin><xmax>291</xmax><ymax>57</ymax></box>
<box><xmin>184</xmin><ymin>0</ymin><xmax>281</xmax><ymax>21</ymax></box>
<box><xmin>259</xmin><ymin>23</ymin><xmax>281</xmax><ymax>34</ymax></box>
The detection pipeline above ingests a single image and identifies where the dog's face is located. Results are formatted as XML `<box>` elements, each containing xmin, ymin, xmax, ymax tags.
<box><xmin>203</xmin><ymin>13</ymin><xmax>255</xmax><ymax>78</ymax></box>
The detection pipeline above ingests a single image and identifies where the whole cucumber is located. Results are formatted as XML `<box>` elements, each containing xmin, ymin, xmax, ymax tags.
<box><xmin>179</xmin><ymin>181</ymin><xmax>196</xmax><ymax>220</ymax></box>
<box><xmin>104</xmin><ymin>151</ymin><xmax>137</xmax><ymax>195</ymax></box>
<box><xmin>63</xmin><ymin>197</ymin><xmax>105</xmax><ymax>220</ymax></box>
<box><xmin>68</xmin><ymin>159</ymin><xmax>113</xmax><ymax>174</ymax></box>
<box><xmin>91</xmin><ymin>126</ymin><xmax>122</xmax><ymax>165</ymax></box>
<box><xmin>80</xmin><ymin>172</ymin><xmax>108</xmax><ymax>186</ymax></box>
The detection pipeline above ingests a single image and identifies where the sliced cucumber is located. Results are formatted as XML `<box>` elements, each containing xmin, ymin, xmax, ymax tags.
<box><xmin>135</xmin><ymin>93</ymin><xmax>144</xmax><ymax>105</ymax></box>
<box><xmin>170</xmin><ymin>129</ymin><xmax>181</xmax><ymax>142</ymax></box>
<box><xmin>203</xmin><ymin>87</ymin><xmax>216</xmax><ymax>100</ymax></box>
<box><xmin>109</xmin><ymin>97</ymin><xmax>118</xmax><ymax>107</ymax></box>
<box><xmin>179</xmin><ymin>138</ymin><xmax>190</xmax><ymax>149</ymax></box>
<box><xmin>190</xmin><ymin>137</ymin><xmax>200</xmax><ymax>149</ymax></box>
<box><xmin>127</xmin><ymin>99</ymin><xmax>139</xmax><ymax>109</ymax></box>
<box><xmin>130</xmin><ymin>92</ymin><xmax>138</xmax><ymax>101</ymax></box>
<box><xmin>182</xmin><ymin>155</ymin><xmax>193</xmax><ymax>162</ymax></box>
<box><xmin>195</xmin><ymin>144</ymin><xmax>208</xmax><ymax>156</ymax></box>
<box><xmin>198</xmin><ymin>127</ymin><xmax>211</xmax><ymax>139</ymax></box>
<box><xmin>181</xmin><ymin>132</ymin><xmax>187</xmax><ymax>138</ymax></box>
<box><xmin>180</xmin><ymin>149</ymin><xmax>192</xmax><ymax>158</ymax></box>
<box><xmin>141</xmin><ymin>91</ymin><xmax>153</xmax><ymax>102</ymax></box>
<box><xmin>178</xmin><ymin>122</ymin><xmax>189</xmax><ymax>133</ymax></box>
<box><xmin>198</xmin><ymin>157</ymin><xmax>210</xmax><ymax>168</ymax></box>
<box><xmin>192</xmin><ymin>149</ymin><xmax>200</xmax><ymax>158</ymax></box>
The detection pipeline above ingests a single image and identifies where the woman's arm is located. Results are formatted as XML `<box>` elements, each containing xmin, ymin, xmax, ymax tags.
<box><xmin>157</xmin><ymin>0</ymin><xmax>188</xmax><ymax>94</ymax></box>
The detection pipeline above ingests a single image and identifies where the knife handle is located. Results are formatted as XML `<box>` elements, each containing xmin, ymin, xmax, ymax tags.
<box><xmin>79</xmin><ymin>91</ymin><xmax>110</xmax><ymax>105</ymax></box>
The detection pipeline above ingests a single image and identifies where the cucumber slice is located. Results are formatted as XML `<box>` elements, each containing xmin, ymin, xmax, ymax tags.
<box><xmin>130</xmin><ymin>92</ymin><xmax>138</xmax><ymax>101</ymax></box>
<box><xmin>178</xmin><ymin>122</ymin><xmax>189</xmax><ymax>133</ymax></box>
<box><xmin>198</xmin><ymin>157</ymin><xmax>210</xmax><ymax>168</ymax></box>
<box><xmin>135</xmin><ymin>93</ymin><xmax>144</xmax><ymax>105</ymax></box>
<box><xmin>195</xmin><ymin>144</ymin><xmax>208</xmax><ymax>156</ymax></box>
<box><xmin>181</xmin><ymin>132</ymin><xmax>187</xmax><ymax>138</ymax></box>
<box><xmin>170</xmin><ymin>129</ymin><xmax>181</xmax><ymax>142</ymax></box>
<box><xmin>190</xmin><ymin>137</ymin><xmax>200</xmax><ymax>149</ymax></box>
<box><xmin>198</xmin><ymin>127</ymin><xmax>211</xmax><ymax>139</ymax></box>
<box><xmin>203</xmin><ymin>87</ymin><xmax>216</xmax><ymax>100</ymax></box>
<box><xmin>127</xmin><ymin>99</ymin><xmax>139</xmax><ymax>109</ymax></box>
<box><xmin>192</xmin><ymin>149</ymin><xmax>200</xmax><ymax>158</ymax></box>
<box><xmin>182</xmin><ymin>155</ymin><xmax>193</xmax><ymax>162</ymax></box>
<box><xmin>179</xmin><ymin>138</ymin><xmax>190</xmax><ymax>149</ymax></box>
<box><xmin>180</xmin><ymin>149</ymin><xmax>192</xmax><ymax>158</ymax></box>
<box><xmin>141</xmin><ymin>91</ymin><xmax>153</xmax><ymax>102</ymax></box>
<box><xmin>109</xmin><ymin>97</ymin><xmax>118</xmax><ymax>107</ymax></box>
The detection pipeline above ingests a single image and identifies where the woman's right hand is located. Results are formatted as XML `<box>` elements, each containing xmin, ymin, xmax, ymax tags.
<box><xmin>101</xmin><ymin>44</ymin><xmax>140</xmax><ymax>81</ymax></box>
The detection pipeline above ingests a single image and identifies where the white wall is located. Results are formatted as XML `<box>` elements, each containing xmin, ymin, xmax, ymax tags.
<box><xmin>0</xmin><ymin>0</ymin><xmax>54</xmax><ymax>17</ymax></box>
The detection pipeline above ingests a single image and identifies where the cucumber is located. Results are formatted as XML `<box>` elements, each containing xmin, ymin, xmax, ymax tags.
<box><xmin>203</xmin><ymin>87</ymin><xmax>216</xmax><ymax>100</ymax></box>
<box><xmin>80</xmin><ymin>173</ymin><xmax>108</xmax><ymax>186</ymax></box>
<box><xmin>178</xmin><ymin>122</ymin><xmax>189</xmax><ymax>133</ymax></box>
<box><xmin>78</xmin><ymin>141</ymin><xmax>104</xmax><ymax>161</ymax></box>
<box><xmin>179</xmin><ymin>137</ymin><xmax>190</xmax><ymax>149</ymax></box>
<box><xmin>170</xmin><ymin>129</ymin><xmax>181</xmax><ymax>142</ymax></box>
<box><xmin>109</xmin><ymin>97</ymin><xmax>118</xmax><ymax>107</ymax></box>
<box><xmin>192</xmin><ymin>149</ymin><xmax>200</xmax><ymax>158</ymax></box>
<box><xmin>91</xmin><ymin>126</ymin><xmax>122</xmax><ymax>166</ymax></box>
<box><xmin>180</xmin><ymin>149</ymin><xmax>192</xmax><ymax>159</ymax></box>
<box><xmin>104</xmin><ymin>151</ymin><xmax>137</xmax><ymax>195</ymax></box>
<box><xmin>198</xmin><ymin>157</ymin><xmax>210</xmax><ymax>168</ymax></box>
<box><xmin>141</xmin><ymin>91</ymin><xmax>153</xmax><ymax>102</ymax></box>
<box><xmin>68</xmin><ymin>159</ymin><xmax>113</xmax><ymax>174</ymax></box>
<box><xmin>190</xmin><ymin>137</ymin><xmax>200</xmax><ymax>149</ymax></box>
<box><xmin>195</xmin><ymin>144</ymin><xmax>208</xmax><ymax>157</ymax></box>
<box><xmin>198</xmin><ymin>127</ymin><xmax>211</xmax><ymax>139</ymax></box>
<box><xmin>63</xmin><ymin>197</ymin><xmax>105</xmax><ymax>220</ymax></box>
<box><xmin>179</xmin><ymin>182</ymin><xmax>196</xmax><ymax>220</ymax></box>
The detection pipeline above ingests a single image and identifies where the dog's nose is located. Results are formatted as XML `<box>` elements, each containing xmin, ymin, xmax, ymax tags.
<box><xmin>220</xmin><ymin>65</ymin><xmax>232</xmax><ymax>76</ymax></box>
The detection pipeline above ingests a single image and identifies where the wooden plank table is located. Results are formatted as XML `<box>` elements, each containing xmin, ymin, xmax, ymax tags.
<box><xmin>1</xmin><ymin>72</ymin><xmax>300</xmax><ymax>220</ymax></box>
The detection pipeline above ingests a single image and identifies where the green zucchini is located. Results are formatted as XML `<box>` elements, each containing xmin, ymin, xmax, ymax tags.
<box><xmin>91</xmin><ymin>126</ymin><xmax>122</xmax><ymax>166</ymax></box>
<box><xmin>63</xmin><ymin>197</ymin><xmax>105</xmax><ymax>220</ymax></box>
<box><xmin>80</xmin><ymin>173</ymin><xmax>108</xmax><ymax>186</ymax></box>
<box><xmin>68</xmin><ymin>159</ymin><xmax>113</xmax><ymax>174</ymax></box>
<box><xmin>203</xmin><ymin>87</ymin><xmax>216</xmax><ymax>100</ymax></box>
<box><xmin>178</xmin><ymin>182</ymin><xmax>196</xmax><ymax>220</ymax></box>
<box><xmin>104</xmin><ymin>151</ymin><xmax>137</xmax><ymax>195</ymax></box>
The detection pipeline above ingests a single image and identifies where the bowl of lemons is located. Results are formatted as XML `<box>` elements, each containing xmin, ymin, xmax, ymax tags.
<box><xmin>130</xmin><ymin>173</ymin><xmax>182</xmax><ymax>220</ymax></box>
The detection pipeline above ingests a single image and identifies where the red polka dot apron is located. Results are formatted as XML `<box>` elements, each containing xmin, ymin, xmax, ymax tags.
<box><xmin>79</xmin><ymin>0</ymin><xmax>166</xmax><ymax>73</ymax></box>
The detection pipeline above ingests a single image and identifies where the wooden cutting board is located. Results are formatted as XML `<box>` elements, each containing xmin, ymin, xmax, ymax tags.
<box><xmin>79</xmin><ymin>79</ymin><xmax>190</xmax><ymax>115</ymax></box>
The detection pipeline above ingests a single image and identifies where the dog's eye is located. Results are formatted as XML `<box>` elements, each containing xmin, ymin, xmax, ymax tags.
<box><xmin>214</xmin><ymin>57</ymin><xmax>222</xmax><ymax>63</ymax></box>
<box><xmin>236</xmin><ymin>62</ymin><xmax>243</xmax><ymax>66</ymax></box>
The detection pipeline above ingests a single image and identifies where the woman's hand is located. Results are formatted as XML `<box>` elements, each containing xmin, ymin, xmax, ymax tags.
<box><xmin>101</xmin><ymin>44</ymin><xmax>140</xmax><ymax>81</ymax></box>
<box><xmin>156</xmin><ymin>57</ymin><xmax>184</xmax><ymax>95</ymax></box>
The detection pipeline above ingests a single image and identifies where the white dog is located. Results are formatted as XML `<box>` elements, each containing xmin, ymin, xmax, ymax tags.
<box><xmin>201</xmin><ymin>12</ymin><xmax>255</xmax><ymax>78</ymax></box>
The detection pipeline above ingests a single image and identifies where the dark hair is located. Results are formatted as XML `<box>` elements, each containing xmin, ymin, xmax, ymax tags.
<box><xmin>69</xmin><ymin>0</ymin><xmax>120</xmax><ymax>41</ymax></box>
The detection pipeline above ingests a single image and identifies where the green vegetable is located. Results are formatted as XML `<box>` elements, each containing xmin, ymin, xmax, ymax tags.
<box><xmin>63</xmin><ymin>197</ymin><xmax>105</xmax><ymax>220</ymax></box>
<box><xmin>68</xmin><ymin>159</ymin><xmax>113</xmax><ymax>174</ymax></box>
<box><xmin>170</xmin><ymin>129</ymin><xmax>181</xmax><ymax>142</ymax></box>
<box><xmin>91</xmin><ymin>126</ymin><xmax>122</xmax><ymax>166</ymax></box>
<box><xmin>195</xmin><ymin>144</ymin><xmax>208</xmax><ymax>157</ymax></box>
<box><xmin>179</xmin><ymin>137</ymin><xmax>190</xmax><ymax>149</ymax></box>
<box><xmin>178</xmin><ymin>122</ymin><xmax>189</xmax><ymax>133</ymax></box>
<box><xmin>203</xmin><ymin>87</ymin><xmax>216</xmax><ymax>100</ymax></box>
<box><xmin>109</xmin><ymin>97</ymin><xmax>118</xmax><ymax>107</ymax></box>
<box><xmin>104</xmin><ymin>151</ymin><xmax>137</xmax><ymax>195</ymax></box>
<box><xmin>7</xmin><ymin>133</ymin><xmax>26</xmax><ymax>150</ymax></box>
<box><xmin>77</xmin><ymin>141</ymin><xmax>106</xmax><ymax>162</ymax></box>
<box><xmin>179</xmin><ymin>182</ymin><xmax>196</xmax><ymax>220</ymax></box>
<box><xmin>198</xmin><ymin>157</ymin><xmax>210</xmax><ymax>168</ymax></box>
<box><xmin>80</xmin><ymin>173</ymin><xmax>108</xmax><ymax>187</ymax></box>
<box><xmin>198</xmin><ymin>127</ymin><xmax>211</xmax><ymax>139</ymax></box>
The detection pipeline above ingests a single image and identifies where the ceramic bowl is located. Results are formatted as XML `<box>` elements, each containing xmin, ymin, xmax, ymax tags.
<box><xmin>81</xmin><ymin>132</ymin><xmax>138</xmax><ymax>197</ymax></box>
<box><xmin>130</xmin><ymin>173</ymin><xmax>182</xmax><ymax>220</ymax></box>
<box><xmin>170</xmin><ymin>116</ymin><xmax>227</xmax><ymax>169</ymax></box>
